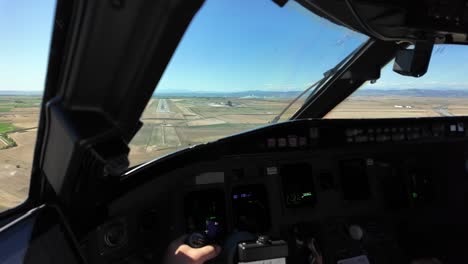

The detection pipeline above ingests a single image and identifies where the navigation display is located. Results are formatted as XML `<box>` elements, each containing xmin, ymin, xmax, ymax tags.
<box><xmin>340</xmin><ymin>159</ymin><xmax>370</xmax><ymax>200</ymax></box>
<box><xmin>281</xmin><ymin>163</ymin><xmax>316</xmax><ymax>208</ymax></box>
<box><xmin>232</xmin><ymin>185</ymin><xmax>270</xmax><ymax>233</ymax></box>
<box><xmin>184</xmin><ymin>190</ymin><xmax>225</xmax><ymax>241</ymax></box>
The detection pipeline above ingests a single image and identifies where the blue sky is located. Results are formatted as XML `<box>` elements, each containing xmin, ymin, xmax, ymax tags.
<box><xmin>156</xmin><ymin>0</ymin><xmax>366</xmax><ymax>92</ymax></box>
<box><xmin>0</xmin><ymin>0</ymin><xmax>56</xmax><ymax>91</ymax></box>
<box><xmin>1</xmin><ymin>0</ymin><xmax>468</xmax><ymax>92</ymax></box>
<box><xmin>371</xmin><ymin>44</ymin><xmax>468</xmax><ymax>90</ymax></box>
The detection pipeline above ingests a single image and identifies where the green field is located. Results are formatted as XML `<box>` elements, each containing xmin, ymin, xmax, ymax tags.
<box><xmin>0</xmin><ymin>97</ymin><xmax>41</xmax><ymax>110</ymax></box>
<box><xmin>0</xmin><ymin>122</ymin><xmax>16</xmax><ymax>150</ymax></box>
<box><xmin>0</xmin><ymin>96</ymin><xmax>41</xmax><ymax>150</ymax></box>
<box><xmin>0</xmin><ymin>123</ymin><xmax>15</xmax><ymax>134</ymax></box>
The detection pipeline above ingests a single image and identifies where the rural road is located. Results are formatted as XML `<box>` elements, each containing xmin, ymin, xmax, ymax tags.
<box><xmin>433</xmin><ymin>105</ymin><xmax>454</xmax><ymax>117</ymax></box>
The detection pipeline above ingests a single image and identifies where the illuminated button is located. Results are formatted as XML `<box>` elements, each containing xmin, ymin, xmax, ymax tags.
<box><xmin>298</xmin><ymin>137</ymin><xmax>307</xmax><ymax>146</ymax></box>
<box><xmin>408</xmin><ymin>131</ymin><xmax>420</xmax><ymax>140</ymax></box>
<box><xmin>377</xmin><ymin>135</ymin><xmax>390</xmax><ymax>142</ymax></box>
<box><xmin>433</xmin><ymin>124</ymin><xmax>444</xmax><ymax>136</ymax></box>
<box><xmin>450</xmin><ymin>124</ymin><xmax>457</xmax><ymax>132</ymax></box>
<box><xmin>267</xmin><ymin>138</ymin><xmax>276</xmax><ymax>148</ymax></box>
<box><xmin>288</xmin><ymin>136</ymin><xmax>298</xmax><ymax>147</ymax></box>
<box><xmin>392</xmin><ymin>133</ymin><xmax>405</xmax><ymax>141</ymax></box>
<box><xmin>422</xmin><ymin>127</ymin><xmax>431</xmax><ymax>137</ymax></box>
<box><xmin>355</xmin><ymin>135</ymin><xmax>368</xmax><ymax>143</ymax></box>
<box><xmin>278</xmin><ymin>138</ymin><xmax>287</xmax><ymax>147</ymax></box>
<box><xmin>266</xmin><ymin>167</ymin><xmax>278</xmax><ymax>175</ymax></box>
<box><xmin>310</xmin><ymin>128</ymin><xmax>319</xmax><ymax>139</ymax></box>
<box><xmin>345</xmin><ymin>129</ymin><xmax>354</xmax><ymax>137</ymax></box>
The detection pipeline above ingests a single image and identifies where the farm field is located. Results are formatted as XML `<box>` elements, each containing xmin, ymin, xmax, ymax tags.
<box><xmin>0</xmin><ymin>96</ymin><xmax>41</xmax><ymax>211</ymax></box>
<box><xmin>326</xmin><ymin>96</ymin><xmax>468</xmax><ymax>118</ymax></box>
<box><xmin>128</xmin><ymin>97</ymin><xmax>295</xmax><ymax>165</ymax></box>
<box><xmin>1</xmin><ymin>95</ymin><xmax>468</xmax><ymax>210</ymax></box>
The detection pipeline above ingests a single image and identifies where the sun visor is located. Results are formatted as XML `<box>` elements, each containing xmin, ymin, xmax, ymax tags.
<box><xmin>393</xmin><ymin>42</ymin><xmax>434</xmax><ymax>77</ymax></box>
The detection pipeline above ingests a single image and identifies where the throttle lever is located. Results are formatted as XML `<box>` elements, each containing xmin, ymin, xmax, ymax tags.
<box><xmin>185</xmin><ymin>232</ymin><xmax>208</xmax><ymax>248</ymax></box>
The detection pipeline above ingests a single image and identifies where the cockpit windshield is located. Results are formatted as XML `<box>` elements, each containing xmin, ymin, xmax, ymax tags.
<box><xmin>128</xmin><ymin>0</ymin><xmax>368</xmax><ymax>166</ymax></box>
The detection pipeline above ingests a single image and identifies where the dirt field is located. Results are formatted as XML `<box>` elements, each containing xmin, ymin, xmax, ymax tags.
<box><xmin>2</xmin><ymin>95</ymin><xmax>468</xmax><ymax>211</ymax></box>
<box><xmin>325</xmin><ymin>96</ymin><xmax>468</xmax><ymax>118</ymax></box>
<box><xmin>0</xmin><ymin>97</ymin><xmax>40</xmax><ymax>211</ymax></box>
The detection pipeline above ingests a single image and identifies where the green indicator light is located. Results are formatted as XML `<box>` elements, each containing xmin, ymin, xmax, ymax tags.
<box><xmin>412</xmin><ymin>192</ymin><xmax>418</xmax><ymax>199</ymax></box>
<box><xmin>302</xmin><ymin>192</ymin><xmax>313</xmax><ymax>198</ymax></box>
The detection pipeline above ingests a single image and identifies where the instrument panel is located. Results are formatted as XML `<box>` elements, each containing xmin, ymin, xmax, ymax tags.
<box><xmin>94</xmin><ymin>117</ymin><xmax>468</xmax><ymax>263</ymax></box>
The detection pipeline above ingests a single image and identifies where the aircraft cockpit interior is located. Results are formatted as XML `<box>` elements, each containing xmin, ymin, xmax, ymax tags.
<box><xmin>0</xmin><ymin>0</ymin><xmax>467</xmax><ymax>263</ymax></box>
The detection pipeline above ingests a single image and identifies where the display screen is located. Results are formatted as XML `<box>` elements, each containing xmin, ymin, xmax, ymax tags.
<box><xmin>408</xmin><ymin>168</ymin><xmax>435</xmax><ymax>207</ymax></box>
<box><xmin>340</xmin><ymin>159</ymin><xmax>370</xmax><ymax>200</ymax></box>
<box><xmin>184</xmin><ymin>190</ymin><xmax>225</xmax><ymax>241</ymax></box>
<box><xmin>232</xmin><ymin>185</ymin><xmax>270</xmax><ymax>233</ymax></box>
<box><xmin>281</xmin><ymin>163</ymin><xmax>316</xmax><ymax>208</ymax></box>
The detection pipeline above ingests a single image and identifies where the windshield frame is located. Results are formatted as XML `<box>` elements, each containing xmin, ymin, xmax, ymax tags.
<box><xmin>292</xmin><ymin>39</ymin><xmax>406</xmax><ymax>119</ymax></box>
<box><xmin>126</xmin><ymin>0</ymin><xmax>370</xmax><ymax>167</ymax></box>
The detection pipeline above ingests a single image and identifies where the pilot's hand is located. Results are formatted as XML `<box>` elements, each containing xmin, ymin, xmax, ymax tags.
<box><xmin>307</xmin><ymin>238</ymin><xmax>323</xmax><ymax>264</ymax></box>
<box><xmin>163</xmin><ymin>235</ymin><xmax>222</xmax><ymax>264</ymax></box>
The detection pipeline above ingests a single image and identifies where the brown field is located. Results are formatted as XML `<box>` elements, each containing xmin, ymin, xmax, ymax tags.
<box><xmin>0</xmin><ymin>97</ymin><xmax>40</xmax><ymax>211</ymax></box>
<box><xmin>2</xmin><ymin>95</ymin><xmax>468</xmax><ymax>211</ymax></box>
<box><xmin>326</xmin><ymin>96</ymin><xmax>468</xmax><ymax>118</ymax></box>
<box><xmin>186</xmin><ymin>118</ymin><xmax>226</xmax><ymax>126</ymax></box>
<box><xmin>217</xmin><ymin>114</ymin><xmax>275</xmax><ymax>123</ymax></box>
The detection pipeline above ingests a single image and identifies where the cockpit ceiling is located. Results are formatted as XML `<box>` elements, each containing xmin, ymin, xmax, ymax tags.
<box><xmin>297</xmin><ymin>0</ymin><xmax>468</xmax><ymax>44</ymax></box>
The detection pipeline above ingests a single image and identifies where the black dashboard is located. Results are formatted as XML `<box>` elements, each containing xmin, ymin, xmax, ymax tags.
<box><xmin>84</xmin><ymin>117</ymin><xmax>468</xmax><ymax>263</ymax></box>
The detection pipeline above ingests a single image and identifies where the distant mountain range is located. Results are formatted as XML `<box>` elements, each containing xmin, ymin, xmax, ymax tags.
<box><xmin>354</xmin><ymin>89</ymin><xmax>468</xmax><ymax>98</ymax></box>
<box><xmin>3</xmin><ymin>89</ymin><xmax>468</xmax><ymax>98</ymax></box>
<box><xmin>155</xmin><ymin>89</ymin><xmax>468</xmax><ymax>98</ymax></box>
<box><xmin>155</xmin><ymin>90</ymin><xmax>302</xmax><ymax>98</ymax></box>
<box><xmin>0</xmin><ymin>90</ymin><xmax>43</xmax><ymax>96</ymax></box>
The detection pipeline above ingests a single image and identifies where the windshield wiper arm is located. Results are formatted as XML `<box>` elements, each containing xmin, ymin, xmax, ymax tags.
<box><xmin>269</xmin><ymin>68</ymin><xmax>337</xmax><ymax>124</ymax></box>
<box><xmin>270</xmin><ymin>41</ymin><xmax>370</xmax><ymax>124</ymax></box>
<box><xmin>270</xmin><ymin>71</ymin><xmax>329</xmax><ymax>124</ymax></box>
